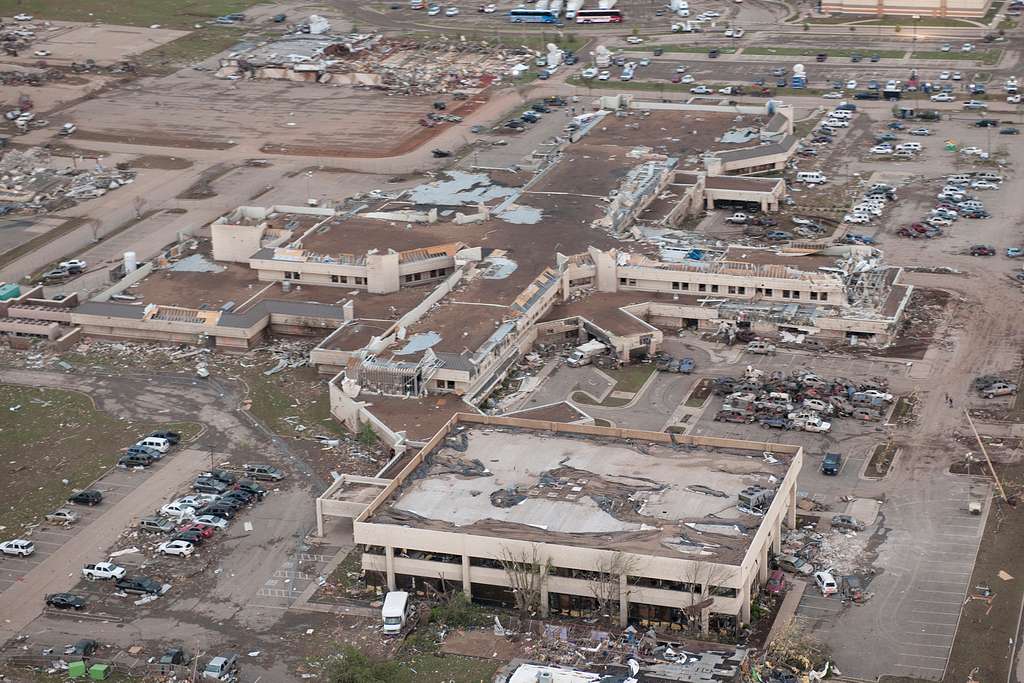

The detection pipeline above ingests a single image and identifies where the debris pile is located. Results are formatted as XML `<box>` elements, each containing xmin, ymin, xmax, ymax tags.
<box><xmin>712</xmin><ymin>366</ymin><xmax>894</xmax><ymax>429</ymax></box>
<box><xmin>0</xmin><ymin>147</ymin><xmax>136</xmax><ymax>212</ymax></box>
<box><xmin>216</xmin><ymin>33</ymin><xmax>538</xmax><ymax>94</ymax></box>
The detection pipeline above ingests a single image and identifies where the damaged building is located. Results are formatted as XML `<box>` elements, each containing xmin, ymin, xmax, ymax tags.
<box><xmin>317</xmin><ymin>415</ymin><xmax>802</xmax><ymax>634</ymax></box>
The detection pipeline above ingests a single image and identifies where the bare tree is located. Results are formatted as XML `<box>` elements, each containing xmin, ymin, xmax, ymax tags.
<box><xmin>765</xmin><ymin>623</ymin><xmax>831</xmax><ymax>669</ymax></box>
<box><xmin>679</xmin><ymin>559</ymin><xmax>734</xmax><ymax>633</ymax></box>
<box><xmin>497</xmin><ymin>545</ymin><xmax>549</xmax><ymax>620</ymax></box>
<box><xmin>132</xmin><ymin>195</ymin><xmax>146</xmax><ymax>220</ymax></box>
<box><xmin>85</xmin><ymin>218</ymin><xmax>102</xmax><ymax>243</ymax></box>
<box><xmin>587</xmin><ymin>551</ymin><xmax>639</xmax><ymax>626</ymax></box>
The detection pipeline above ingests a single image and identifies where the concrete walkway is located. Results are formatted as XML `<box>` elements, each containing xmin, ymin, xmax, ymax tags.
<box><xmin>767</xmin><ymin>578</ymin><xmax>808</xmax><ymax>645</ymax></box>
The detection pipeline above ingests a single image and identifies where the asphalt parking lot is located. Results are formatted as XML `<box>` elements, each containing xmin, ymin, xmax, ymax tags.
<box><xmin>0</xmin><ymin>457</ymin><xmax>181</xmax><ymax>594</ymax></box>
<box><xmin>794</xmin><ymin>475</ymin><xmax>989</xmax><ymax>680</ymax></box>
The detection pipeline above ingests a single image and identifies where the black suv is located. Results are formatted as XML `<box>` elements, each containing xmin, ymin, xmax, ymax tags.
<box><xmin>68</xmin><ymin>490</ymin><xmax>102</xmax><ymax>506</ymax></box>
<box><xmin>118</xmin><ymin>454</ymin><xmax>152</xmax><ymax>468</ymax></box>
<box><xmin>821</xmin><ymin>452</ymin><xmax>842</xmax><ymax>475</ymax></box>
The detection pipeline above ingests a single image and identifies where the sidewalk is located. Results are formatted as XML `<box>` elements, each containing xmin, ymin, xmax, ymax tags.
<box><xmin>766</xmin><ymin>578</ymin><xmax>807</xmax><ymax>645</ymax></box>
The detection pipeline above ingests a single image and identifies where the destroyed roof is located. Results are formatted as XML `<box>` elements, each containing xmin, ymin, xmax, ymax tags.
<box><xmin>369</xmin><ymin>427</ymin><xmax>793</xmax><ymax>562</ymax></box>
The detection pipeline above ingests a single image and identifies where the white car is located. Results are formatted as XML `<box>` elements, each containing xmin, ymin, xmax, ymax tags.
<box><xmin>724</xmin><ymin>28</ymin><xmax>734</xmax><ymax>37</ymax></box>
<box><xmin>581</xmin><ymin>68</ymin><xmax>598</xmax><ymax>79</ymax></box>
<box><xmin>639</xmin><ymin>58</ymin><xmax>650</xmax><ymax>66</ymax></box>
<box><xmin>962</xmin><ymin>43</ymin><xmax>975</xmax><ymax>52</ymax></box>
<box><xmin>680</xmin><ymin>74</ymin><xmax>695</xmax><ymax>83</ymax></box>
<box><xmin>814</xmin><ymin>570</ymin><xmax>838</xmax><ymax>595</ymax></box>
<box><xmin>675</xmin><ymin>65</ymin><xmax>687</xmax><ymax>73</ymax></box>
<box><xmin>176</xmin><ymin>494</ymin><xmax>218</xmax><ymax>508</ymax></box>
<box><xmin>952</xmin><ymin>71</ymin><xmax>962</xmax><ymax>81</ymax></box>
<box><xmin>13</xmin><ymin>13</ymin><xmax>33</xmax><ymax>21</ymax></box>
<box><xmin>972</xmin><ymin>180</ymin><xmax>1000</xmax><ymax>190</ymax></box>
<box><xmin>860</xmin><ymin>389</ymin><xmax>894</xmax><ymax>402</ymax></box>
<box><xmin>0</xmin><ymin>539</ymin><xmax>34</xmax><ymax>556</ymax></box>
<box><xmin>824</xmin><ymin>118</ymin><xmax>848</xmax><ymax>128</ymax></box>
<box><xmin>690</xmin><ymin>85</ymin><xmax>712</xmax><ymax>94</ymax></box>
<box><xmin>963</xmin><ymin>100</ymin><xmax>987</xmax><ymax>109</ymax></box>
<box><xmin>939</xmin><ymin>71</ymin><xmax>951</xmax><ymax>80</ymax></box>
<box><xmin>718</xmin><ymin>86</ymin><xmax>735</xmax><ymax>94</ymax></box>
<box><xmin>160</xmin><ymin>503</ymin><xmax>196</xmax><ymax>519</ymax></box>
<box><xmin>194</xmin><ymin>515</ymin><xmax>228</xmax><ymax>529</ymax></box>
<box><xmin>846</xmin><ymin>79</ymin><xmax>857</xmax><ymax>89</ymax></box>
<box><xmin>704</xmin><ymin>10</ymin><xmax>720</xmax><ymax>16</ymax></box>
<box><xmin>59</xmin><ymin>259</ymin><xmax>87</xmax><ymax>270</ymax></box>
<box><xmin>33</xmin><ymin>50</ymin><xmax>51</xmax><ymax>57</ymax></box>
<box><xmin>625</xmin><ymin>36</ymin><xmax>644</xmax><ymax>44</ymax></box>
<box><xmin>930</xmin><ymin>93</ymin><xmax>955</xmax><ymax>102</ymax></box>
<box><xmin>927</xmin><ymin>217</ymin><xmax>952</xmax><ymax>227</ymax></box>
<box><xmin>483</xmin><ymin>3</ymin><xmax>496</xmax><ymax>11</ymax></box>
<box><xmin>823</xmin><ymin>92</ymin><xmax>842</xmax><ymax>99</ymax></box>
<box><xmin>597</xmin><ymin>71</ymin><xmax>611</xmax><ymax>81</ymax></box>
<box><xmin>960</xmin><ymin>146</ymin><xmax>984</xmax><ymax>155</ymax></box>
<box><xmin>733</xmin><ymin>28</ymin><xmax>744</xmax><ymax>37</ymax></box>
<box><xmin>844</xmin><ymin>213</ymin><xmax>871</xmax><ymax>224</ymax></box>
<box><xmin>157</xmin><ymin>540</ymin><xmax>195</xmax><ymax>557</ymax></box>
<box><xmin>941</xmin><ymin>43</ymin><xmax>952</xmax><ymax>52</ymax></box>
<box><xmin>1008</xmin><ymin>94</ymin><xmax>1022</xmax><ymax>104</ymax></box>
<box><xmin>445</xmin><ymin>6</ymin><xmax>459</xmax><ymax>14</ymax></box>
<box><xmin>82</xmin><ymin>562</ymin><xmax>126</xmax><ymax>581</ymax></box>
<box><xmin>910</xmin><ymin>128</ymin><xmax>932</xmax><ymax>136</ymax></box>
<box><xmin>427</xmin><ymin>5</ymin><xmax>441</xmax><ymax>14</ymax></box>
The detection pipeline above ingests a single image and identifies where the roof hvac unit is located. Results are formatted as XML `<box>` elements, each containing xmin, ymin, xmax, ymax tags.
<box><xmin>738</xmin><ymin>485</ymin><xmax>773</xmax><ymax>512</ymax></box>
<box><xmin>537</xmin><ymin>672</ymin><xmax>555</xmax><ymax>683</ymax></box>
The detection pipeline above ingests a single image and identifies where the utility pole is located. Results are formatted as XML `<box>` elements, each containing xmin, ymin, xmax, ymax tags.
<box><xmin>964</xmin><ymin>408</ymin><xmax>1008</xmax><ymax>502</ymax></box>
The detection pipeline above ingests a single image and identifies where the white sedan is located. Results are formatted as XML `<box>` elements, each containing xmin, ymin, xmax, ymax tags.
<box><xmin>930</xmin><ymin>93</ymin><xmax>955</xmax><ymax>102</ymax></box>
<box><xmin>157</xmin><ymin>540</ymin><xmax>195</xmax><ymax>557</ymax></box>
<box><xmin>869</xmin><ymin>145</ymin><xmax>893</xmax><ymax>155</ymax></box>
<box><xmin>33</xmin><ymin>50</ymin><xmax>51</xmax><ymax>57</ymax></box>
<box><xmin>938</xmin><ymin>71</ymin><xmax>951</xmax><ymax>80</ymax></box>
<box><xmin>680</xmin><ymin>74</ymin><xmax>695</xmax><ymax>83</ymax></box>
<box><xmin>13</xmin><ymin>13</ymin><xmax>33</xmax><ymax>21</ymax></box>
<box><xmin>843</xmin><ymin>213</ymin><xmax>871</xmax><ymax>224</ymax></box>
<box><xmin>160</xmin><ymin>503</ymin><xmax>196</xmax><ymax>519</ymax></box>
<box><xmin>445</xmin><ymin>6</ymin><xmax>459</xmax><ymax>15</ymax></box>
<box><xmin>971</xmin><ymin>180</ymin><xmax>1000</xmax><ymax>190</ymax></box>
<box><xmin>581</xmin><ymin>67</ymin><xmax>598</xmax><ymax>79</ymax></box>
<box><xmin>846</xmin><ymin>79</ymin><xmax>857</xmax><ymax>89</ymax></box>
<box><xmin>823</xmin><ymin>92</ymin><xmax>843</xmax><ymax>99</ymax></box>
<box><xmin>194</xmin><ymin>515</ymin><xmax>228</xmax><ymax>529</ymax></box>
<box><xmin>625</xmin><ymin>36</ymin><xmax>644</xmax><ymax>44</ymax></box>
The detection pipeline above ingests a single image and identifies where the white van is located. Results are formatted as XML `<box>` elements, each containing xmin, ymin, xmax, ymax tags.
<box><xmin>136</xmin><ymin>436</ymin><xmax>171</xmax><ymax>454</ymax></box>
<box><xmin>382</xmin><ymin>591</ymin><xmax>409</xmax><ymax>634</ymax></box>
<box><xmin>947</xmin><ymin>174</ymin><xmax>971</xmax><ymax>184</ymax></box>
<box><xmin>796</xmin><ymin>171</ymin><xmax>828</xmax><ymax>184</ymax></box>
<box><xmin>829</xmin><ymin>109</ymin><xmax>852</xmax><ymax>119</ymax></box>
<box><xmin>896</xmin><ymin>142</ymin><xmax>921</xmax><ymax>152</ymax></box>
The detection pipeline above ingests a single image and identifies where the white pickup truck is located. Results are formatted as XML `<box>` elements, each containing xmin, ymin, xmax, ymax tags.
<box><xmin>82</xmin><ymin>562</ymin><xmax>127</xmax><ymax>580</ymax></box>
<box><xmin>725</xmin><ymin>212</ymin><xmax>748</xmax><ymax>224</ymax></box>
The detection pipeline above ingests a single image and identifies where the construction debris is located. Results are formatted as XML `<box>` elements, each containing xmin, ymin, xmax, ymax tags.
<box><xmin>0</xmin><ymin>147</ymin><xmax>135</xmax><ymax>213</ymax></box>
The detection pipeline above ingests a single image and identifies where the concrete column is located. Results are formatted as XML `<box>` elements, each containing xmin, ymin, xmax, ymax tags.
<box><xmin>461</xmin><ymin>554</ymin><xmax>472</xmax><ymax>597</ymax></box>
<box><xmin>772</xmin><ymin>531</ymin><xmax>781</xmax><ymax>554</ymax></box>
<box><xmin>740</xmin><ymin>584</ymin><xmax>751</xmax><ymax>626</ymax></box>
<box><xmin>786</xmin><ymin>484</ymin><xmax>797</xmax><ymax>529</ymax></box>
<box><xmin>539</xmin><ymin>563</ymin><xmax>550</xmax><ymax>617</ymax></box>
<box><xmin>761</xmin><ymin>198</ymin><xmax>769</xmax><ymax>212</ymax></box>
<box><xmin>758</xmin><ymin>550</ymin><xmax>769</xmax><ymax>584</ymax></box>
<box><xmin>706</xmin><ymin>195</ymin><xmax>715</xmax><ymax>210</ymax></box>
<box><xmin>385</xmin><ymin>545</ymin><xmax>396</xmax><ymax>591</ymax></box>
<box><xmin>619</xmin><ymin>574</ymin><xmax>629</xmax><ymax>627</ymax></box>
<box><xmin>315</xmin><ymin>499</ymin><xmax>324</xmax><ymax>538</ymax></box>
<box><xmin>700</xmin><ymin>607</ymin><xmax>711</xmax><ymax>635</ymax></box>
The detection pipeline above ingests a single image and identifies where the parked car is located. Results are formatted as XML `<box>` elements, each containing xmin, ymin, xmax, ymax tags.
<box><xmin>203</xmin><ymin>469</ymin><xmax>238</xmax><ymax>485</ymax></box>
<box><xmin>0</xmin><ymin>539</ymin><xmax>34</xmax><ymax>556</ymax></box>
<box><xmin>766</xmin><ymin>569</ymin><xmax>786</xmax><ymax>594</ymax></box>
<box><xmin>203</xmin><ymin>653</ymin><xmax>239</xmax><ymax>680</ymax></box>
<box><xmin>970</xmin><ymin>244</ymin><xmax>996</xmax><ymax>256</ymax></box>
<box><xmin>160</xmin><ymin>503</ymin><xmax>197</xmax><ymax>519</ymax></box>
<box><xmin>82</xmin><ymin>562</ymin><xmax>126</xmax><ymax>580</ymax></box>
<box><xmin>778</xmin><ymin>555</ymin><xmax>814</xmax><ymax>575</ymax></box>
<box><xmin>197</xmin><ymin>503</ymin><xmax>236</xmax><ymax>520</ymax></box>
<box><xmin>115</xmin><ymin>576</ymin><xmax>163</xmax><ymax>595</ymax></box>
<box><xmin>831</xmin><ymin>514</ymin><xmax>865</xmax><ymax>531</ymax></box>
<box><xmin>118</xmin><ymin>454</ymin><xmax>152</xmax><ymax>468</ymax></box>
<box><xmin>69</xmin><ymin>490</ymin><xmax>102</xmax><ymax>506</ymax></box>
<box><xmin>677</xmin><ymin>357</ymin><xmax>696</xmax><ymax>374</ymax></box>
<box><xmin>814</xmin><ymin>570</ymin><xmax>839</xmax><ymax>595</ymax></box>
<box><xmin>715</xmin><ymin>410</ymin><xmax>753</xmax><ymax>423</ymax></box>
<box><xmin>982</xmin><ymin>382</ymin><xmax>1017</xmax><ymax>398</ymax></box>
<box><xmin>820</xmin><ymin>452</ymin><xmax>842</xmax><ymax>475</ymax></box>
<box><xmin>139</xmin><ymin>516</ymin><xmax>175</xmax><ymax>533</ymax></box>
<box><xmin>194</xmin><ymin>477</ymin><xmax>230</xmax><ymax>495</ymax></box>
<box><xmin>45</xmin><ymin>508</ymin><xmax>80</xmax><ymax>525</ymax></box>
<box><xmin>194</xmin><ymin>515</ymin><xmax>229</xmax><ymax>530</ymax></box>
<box><xmin>46</xmin><ymin>593</ymin><xmax>86</xmax><ymax>610</ymax></box>
<box><xmin>69</xmin><ymin>639</ymin><xmax>98</xmax><ymax>658</ymax></box>
<box><xmin>243</xmin><ymin>464</ymin><xmax>285</xmax><ymax>481</ymax></box>
<box><xmin>158</xmin><ymin>540</ymin><xmax>195</xmax><ymax>557</ymax></box>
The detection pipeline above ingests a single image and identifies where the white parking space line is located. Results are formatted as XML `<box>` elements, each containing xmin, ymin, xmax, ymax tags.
<box><xmin>893</xmin><ymin>663</ymin><xmax>945</xmax><ymax>673</ymax></box>
<box><xmin>912</xmin><ymin>608</ymin><xmax>961</xmax><ymax>616</ymax></box>
<box><xmin>897</xmin><ymin>652</ymin><xmax>950</xmax><ymax>661</ymax></box>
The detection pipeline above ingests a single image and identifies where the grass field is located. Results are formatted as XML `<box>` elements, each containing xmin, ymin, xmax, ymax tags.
<box><xmin>0</xmin><ymin>383</ymin><xmax>201</xmax><ymax>533</ymax></box>
<box><xmin>0</xmin><ymin>0</ymin><xmax>257</xmax><ymax>28</ymax></box>
<box><xmin>243</xmin><ymin>367</ymin><xmax>349</xmax><ymax>440</ymax></box>
<box><xmin>646</xmin><ymin>45</ymin><xmax>738</xmax><ymax>54</ymax></box>
<box><xmin>137</xmin><ymin>26</ymin><xmax>246</xmax><ymax>73</ymax></box>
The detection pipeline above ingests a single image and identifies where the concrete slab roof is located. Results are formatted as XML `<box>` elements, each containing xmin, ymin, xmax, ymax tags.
<box><xmin>370</xmin><ymin>428</ymin><xmax>793</xmax><ymax>562</ymax></box>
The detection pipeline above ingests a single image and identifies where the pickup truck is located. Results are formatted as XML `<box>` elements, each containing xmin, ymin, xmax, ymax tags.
<box><xmin>82</xmin><ymin>562</ymin><xmax>127</xmax><ymax>581</ymax></box>
<box><xmin>746</xmin><ymin>341</ymin><xmax>777</xmax><ymax>355</ymax></box>
<box><xmin>725</xmin><ymin>212</ymin><xmax>748</xmax><ymax>224</ymax></box>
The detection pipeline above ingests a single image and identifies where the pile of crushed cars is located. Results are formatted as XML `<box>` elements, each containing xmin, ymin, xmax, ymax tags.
<box><xmin>0</xmin><ymin>147</ymin><xmax>136</xmax><ymax>212</ymax></box>
<box><xmin>712</xmin><ymin>366</ymin><xmax>894</xmax><ymax>432</ymax></box>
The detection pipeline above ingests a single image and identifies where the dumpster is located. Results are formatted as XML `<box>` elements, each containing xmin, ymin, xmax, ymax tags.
<box><xmin>89</xmin><ymin>663</ymin><xmax>111</xmax><ymax>680</ymax></box>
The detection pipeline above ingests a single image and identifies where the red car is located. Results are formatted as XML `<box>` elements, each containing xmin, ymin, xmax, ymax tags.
<box><xmin>177</xmin><ymin>523</ymin><xmax>215</xmax><ymax>538</ymax></box>
<box><xmin>766</xmin><ymin>570</ymin><xmax>786</xmax><ymax>594</ymax></box>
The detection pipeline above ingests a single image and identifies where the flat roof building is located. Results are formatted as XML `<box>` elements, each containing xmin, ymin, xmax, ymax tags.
<box><xmin>340</xmin><ymin>415</ymin><xmax>801</xmax><ymax>634</ymax></box>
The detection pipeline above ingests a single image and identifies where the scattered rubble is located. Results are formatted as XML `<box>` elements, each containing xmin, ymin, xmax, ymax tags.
<box><xmin>0</xmin><ymin>147</ymin><xmax>135</xmax><ymax>212</ymax></box>
<box><xmin>216</xmin><ymin>33</ymin><xmax>541</xmax><ymax>94</ymax></box>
